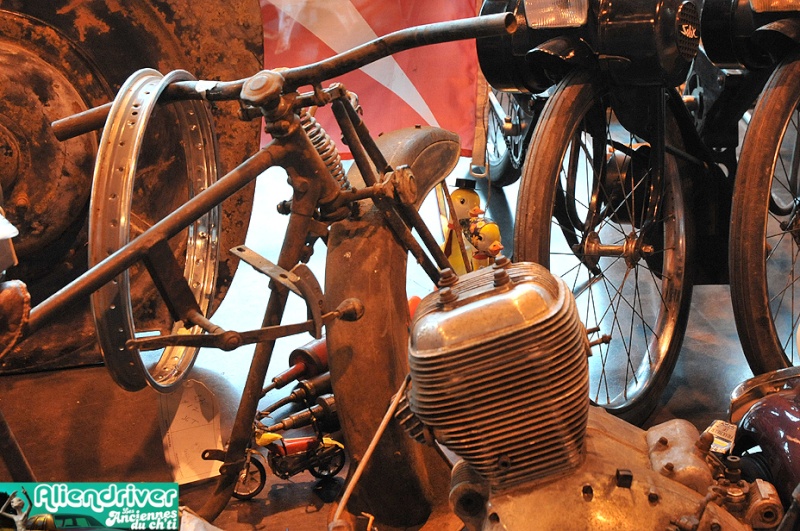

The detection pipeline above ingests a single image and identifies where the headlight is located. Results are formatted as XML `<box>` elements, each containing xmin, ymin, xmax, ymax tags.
<box><xmin>524</xmin><ymin>0</ymin><xmax>588</xmax><ymax>27</ymax></box>
<box><xmin>749</xmin><ymin>0</ymin><xmax>800</xmax><ymax>11</ymax></box>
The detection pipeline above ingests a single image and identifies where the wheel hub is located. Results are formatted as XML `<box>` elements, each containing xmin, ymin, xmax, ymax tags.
<box><xmin>579</xmin><ymin>230</ymin><xmax>654</xmax><ymax>270</ymax></box>
<box><xmin>603</xmin><ymin>144</ymin><xmax>653</xmax><ymax>228</ymax></box>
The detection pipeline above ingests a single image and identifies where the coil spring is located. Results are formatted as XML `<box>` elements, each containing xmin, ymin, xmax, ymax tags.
<box><xmin>300</xmin><ymin>109</ymin><xmax>350</xmax><ymax>190</ymax></box>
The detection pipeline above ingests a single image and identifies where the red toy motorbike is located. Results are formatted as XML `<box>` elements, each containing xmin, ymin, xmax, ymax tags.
<box><xmin>232</xmin><ymin>430</ymin><xmax>345</xmax><ymax>501</ymax></box>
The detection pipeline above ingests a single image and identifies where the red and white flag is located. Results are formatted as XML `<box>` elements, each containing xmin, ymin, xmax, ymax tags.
<box><xmin>260</xmin><ymin>0</ymin><xmax>479</xmax><ymax>155</ymax></box>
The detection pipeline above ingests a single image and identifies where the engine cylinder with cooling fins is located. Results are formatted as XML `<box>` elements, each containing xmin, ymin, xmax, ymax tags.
<box><xmin>407</xmin><ymin>259</ymin><xmax>590</xmax><ymax>491</ymax></box>
<box><xmin>403</xmin><ymin>261</ymin><xmax>777</xmax><ymax>530</ymax></box>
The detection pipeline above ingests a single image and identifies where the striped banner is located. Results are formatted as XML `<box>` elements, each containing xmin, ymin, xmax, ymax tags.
<box><xmin>260</xmin><ymin>0</ymin><xmax>479</xmax><ymax>155</ymax></box>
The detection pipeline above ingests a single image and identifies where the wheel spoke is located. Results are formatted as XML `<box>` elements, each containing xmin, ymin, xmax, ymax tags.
<box><xmin>514</xmin><ymin>72</ymin><xmax>689</xmax><ymax>423</ymax></box>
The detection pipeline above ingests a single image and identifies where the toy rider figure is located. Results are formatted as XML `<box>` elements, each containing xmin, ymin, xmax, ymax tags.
<box><xmin>0</xmin><ymin>488</ymin><xmax>32</xmax><ymax>531</ymax></box>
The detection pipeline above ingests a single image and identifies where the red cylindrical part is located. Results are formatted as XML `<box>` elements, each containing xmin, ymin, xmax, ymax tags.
<box><xmin>287</xmin><ymin>336</ymin><xmax>328</xmax><ymax>376</ymax></box>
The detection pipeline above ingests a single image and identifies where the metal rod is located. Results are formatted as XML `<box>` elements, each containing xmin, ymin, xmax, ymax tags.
<box><xmin>50</xmin><ymin>80</ymin><xmax>251</xmax><ymax>141</ymax></box>
<box><xmin>341</xmin><ymin>99</ymin><xmax>391</xmax><ymax>179</ymax></box>
<box><xmin>25</xmin><ymin>145</ymin><xmax>282</xmax><ymax>335</ymax></box>
<box><xmin>331</xmin><ymin>100</ymin><xmax>442</xmax><ymax>283</ymax></box>
<box><xmin>51</xmin><ymin>102</ymin><xmax>112</xmax><ymax>141</ymax></box>
<box><xmin>197</xmin><ymin>184</ymin><xmax>318</xmax><ymax>523</ymax></box>
<box><xmin>342</xmin><ymin>99</ymin><xmax>452</xmax><ymax>273</ymax></box>
<box><xmin>51</xmin><ymin>14</ymin><xmax>514</xmax><ymax>143</ymax></box>
<box><xmin>331</xmin><ymin>375</ymin><xmax>410</xmax><ymax>526</ymax></box>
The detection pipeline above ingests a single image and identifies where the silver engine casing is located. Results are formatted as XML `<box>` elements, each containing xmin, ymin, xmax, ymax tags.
<box><xmin>402</xmin><ymin>260</ymin><xmax>781</xmax><ymax>530</ymax></box>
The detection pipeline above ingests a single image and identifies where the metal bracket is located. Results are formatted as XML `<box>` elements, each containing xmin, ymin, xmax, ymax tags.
<box><xmin>202</xmin><ymin>449</ymin><xmax>226</xmax><ymax>462</ymax></box>
<box><xmin>231</xmin><ymin>245</ymin><xmax>325</xmax><ymax>338</ymax></box>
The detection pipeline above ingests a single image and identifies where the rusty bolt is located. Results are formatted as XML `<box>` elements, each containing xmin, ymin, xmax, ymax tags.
<box><xmin>662</xmin><ymin>462</ymin><xmax>675</xmax><ymax>475</ymax></box>
<box><xmin>439</xmin><ymin>287</ymin><xmax>458</xmax><ymax>304</ymax></box>
<box><xmin>437</xmin><ymin>268</ymin><xmax>458</xmax><ymax>288</ymax></box>
<box><xmin>392</xmin><ymin>166</ymin><xmax>417</xmax><ymax>205</ymax></box>
<box><xmin>581</xmin><ymin>484</ymin><xmax>594</xmax><ymax>501</ymax></box>
<box><xmin>658</xmin><ymin>436</ymin><xmax>669</xmax><ymax>446</ymax></box>
<box><xmin>493</xmin><ymin>268</ymin><xmax>510</xmax><ymax>288</ymax></box>
<box><xmin>492</xmin><ymin>254</ymin><xmax>511</xmax><ymax>269</ymax></box>
<box><xmin>648</xmin><ymin>488</ymin><xmax>660</xmax><ymax>503</ymax></box>
<box><xmin>11</xmin><ymin>193</ymin><xmax>29</xmax><ymax>215</ymax></box>
<box><xmin>221</xmin><ymin>331</ymin><xmax>242</xmax><ymax>351</ymax></box>
<box><xmin>696</xmin><ymin>431</ymin><xmax>714</xmax><ymax>452</ymax></box>
<box><xmin>727</xmin><ymin>486</ymin><xmax>746</xmax><ymax>504</ymax></box>
<box><xmin>276</xmin><ymin>200</ymin><xmax>292</xmax><ymax>215</ymax></box>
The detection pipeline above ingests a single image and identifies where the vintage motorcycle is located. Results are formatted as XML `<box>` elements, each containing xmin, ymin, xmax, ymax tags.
<box><xmin>0</xmin><ymin>12</ymin><xmax>518</xmax><ymax>528</ymax></box>
<box><xmin>478</xmin><ymin>0</ymin><xmax>800</xmax><ymax>426</ymax></box>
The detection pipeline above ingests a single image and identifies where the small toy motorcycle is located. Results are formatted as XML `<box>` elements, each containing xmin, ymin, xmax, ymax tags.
<box><xmin>233</xmin><ymin>431</ymin><xmax>346</xmax><ymax>500</ymax></box>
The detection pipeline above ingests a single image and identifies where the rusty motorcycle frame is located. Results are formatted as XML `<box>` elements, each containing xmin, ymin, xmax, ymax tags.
<box><xmin>0</xmin><ymin>12</ymin><xmax>517</xmax><ymax>526</ymax></box>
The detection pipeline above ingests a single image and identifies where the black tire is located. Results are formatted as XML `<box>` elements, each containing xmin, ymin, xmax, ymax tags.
<box><xmin>730</xmin><ymin>50</ymin><xmax>800</xmax><ymax>374</ymax></box>
<box><xmin>485</xmin><ymin>90</ymin><xmax>531</xmax><ymax>187</ymax></box>
<box><xmin>308</xmin><ymin>445</ymin><xmax>345</xmax><ymax>479</ymax></box>
<box><xmin>514</xmin><ymin>70</ymin><xmax>693</xmax><ymax>425</ymax></box>
<box><xmin>232</xmin><ymin>455</ymin><xmax>267</xmax><ymax>501</ymax></box>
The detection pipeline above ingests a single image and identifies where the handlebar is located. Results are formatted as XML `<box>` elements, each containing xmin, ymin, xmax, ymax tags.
<box><xmin>51</xmin><ymin>12</ymin><xmax>516</xmax><ymax>141</ymax></box>
<box><xmin>280</xmin><ymin>12</ymin><xmax>516</xmax><ymax>89</ymax></box>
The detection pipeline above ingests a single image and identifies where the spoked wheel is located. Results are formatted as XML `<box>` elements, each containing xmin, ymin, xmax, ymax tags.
<box><xmin>89</xmin><ymin>69</ymin><xmax>221</xmax><ymax>392</ymax></box>
<box><xmin>730</xmin><ymin>50</ymin><xmax>800</xmax><ymax>374</ymax></box>
<box><xmin>514</xmin><ymin>70</ymin><xmax>693</xmax><ymax>425</ymax></box>
<box><xmin>232</xmin><ymin>454</ymin><xmax>267</xmax><ymax>501</ymax></box>
<box><xmin>308</xmin><ymin>444</ymin><xmax>345</xmax><ymax>479</ymax></box>
<box><xmin>485</xmin><ymin>89</ymin><xmax>532</xmax><ymax>187</ymax></box>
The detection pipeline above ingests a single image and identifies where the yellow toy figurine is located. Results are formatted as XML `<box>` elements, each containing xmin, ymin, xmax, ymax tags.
<box><xmin>442</xmin><ymin>179</ymin><xmax>482</xmax><ymax>275</ymax></box>
<box><xmin>469</xmin><ymin>217</ymin><xmax>504</xmax><ymax>268</ymax></box>
<box><xmin>450</xmin><ymin>178</ymin><xmax>485</xmax><ymax>229</ymax></box>
<box><xmin>442</xmin><ymin>178</ymin><xmax>502</xmax><ymax>274</ymax></box>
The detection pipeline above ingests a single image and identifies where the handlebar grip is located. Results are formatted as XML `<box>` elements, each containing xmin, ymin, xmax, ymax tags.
<box><xmin>51</xmin><ymin>102</ymin><xmax>112</xmax><ymax>142</ymax></box>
